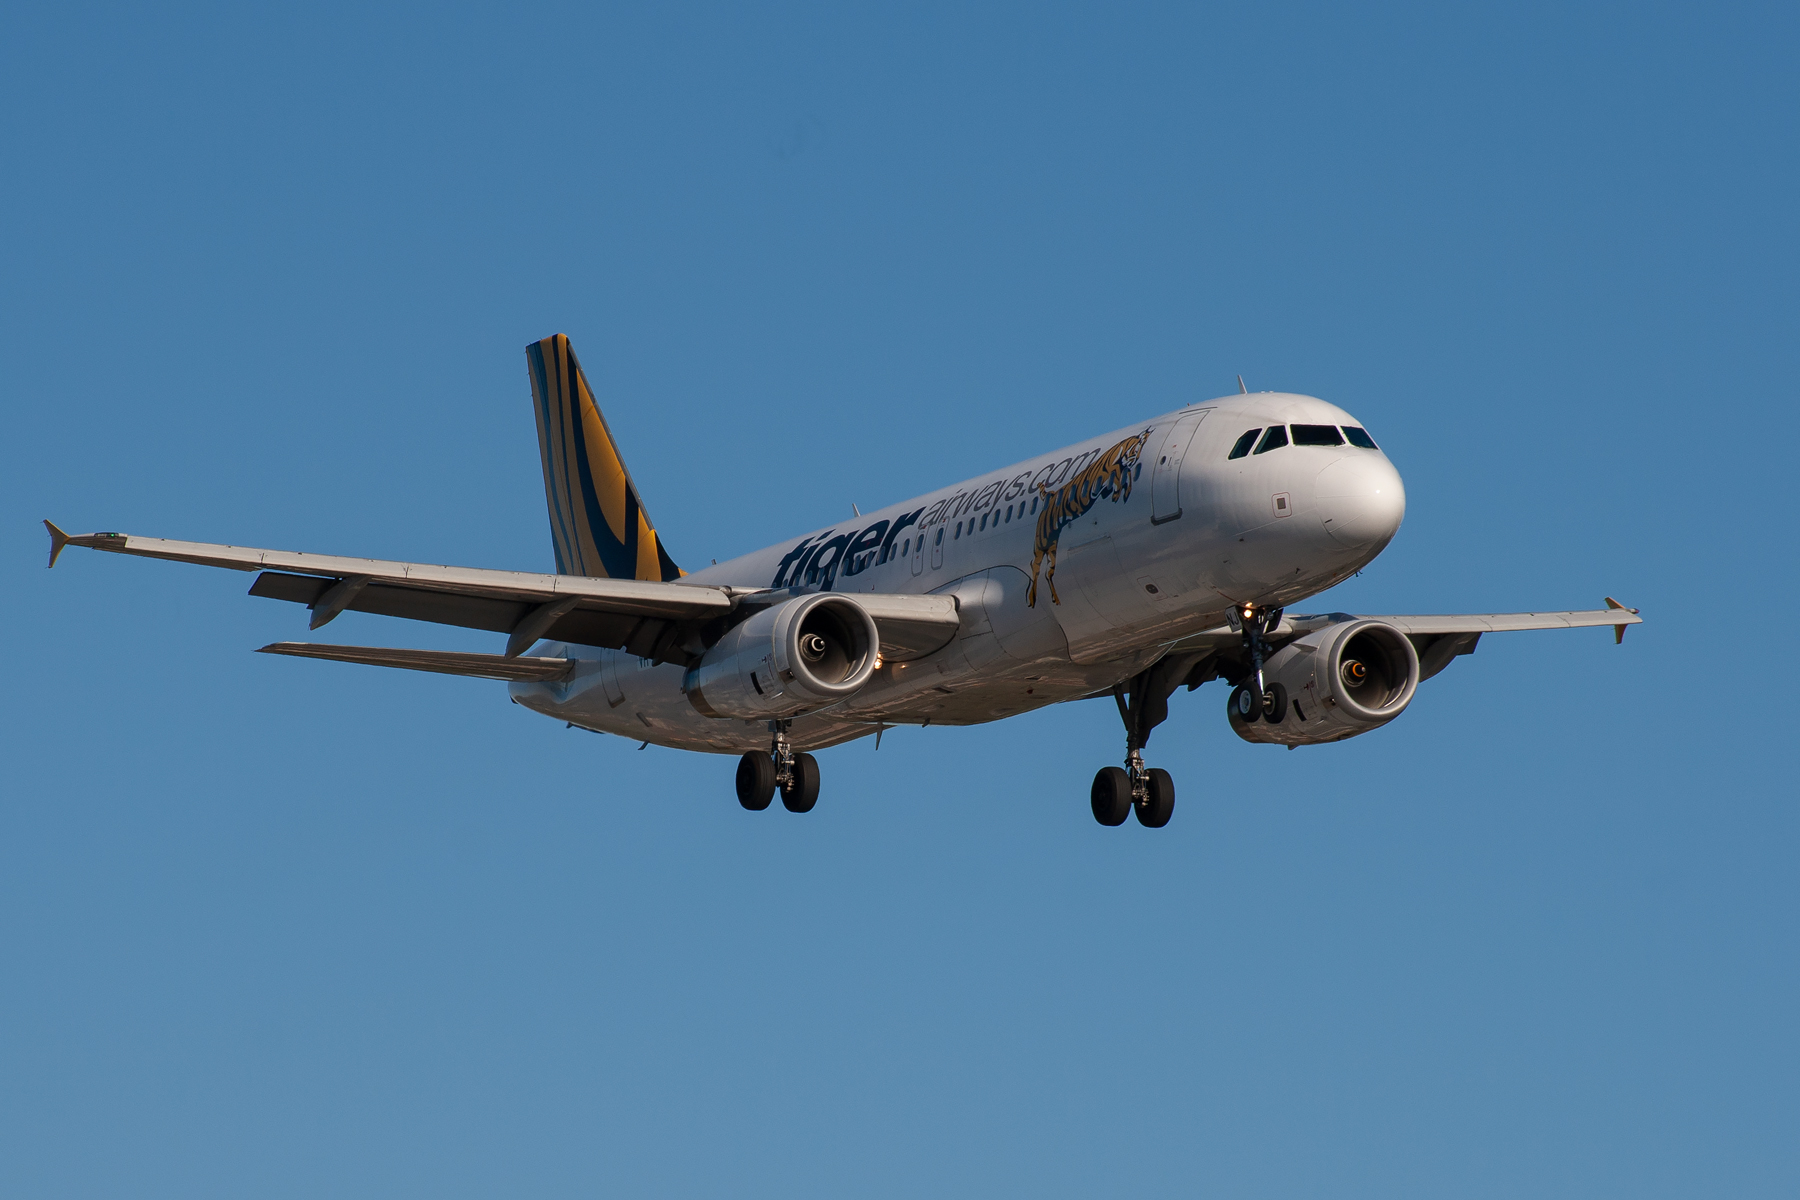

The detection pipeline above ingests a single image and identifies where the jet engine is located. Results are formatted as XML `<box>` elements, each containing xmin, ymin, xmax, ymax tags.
<box><xmin>1231</xmin><ymin>618</ymin><xmax>1419</xmax><ymax>746</ymax></box>
<box><xmin>684</xmin><ymin>593</ymin><xmax>881</xmax><ymax>720</ymax></box>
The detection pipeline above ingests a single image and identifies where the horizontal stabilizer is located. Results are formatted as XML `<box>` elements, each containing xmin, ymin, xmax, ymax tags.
<box><xmin>257</xmin><ymin>642</ymin><xmax>575</xmax><ymax>682</ymax></box>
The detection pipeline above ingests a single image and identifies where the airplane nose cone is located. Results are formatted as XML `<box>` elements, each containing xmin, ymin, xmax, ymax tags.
<box><xmin>1315</xmin><ymin>454</ymin><xmax>1405</xmax><ymax>549</ymax></box>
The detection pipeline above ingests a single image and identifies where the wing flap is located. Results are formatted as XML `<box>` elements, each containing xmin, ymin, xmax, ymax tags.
<box><xmin>257</xmin><ymin>642</ymin><xmax>575</xmax><ymax>681</ymax></box>
<box><xmin>250</xmin><ymin>571</ymin><xmax>536</xmax><ymax>633</ymax></box>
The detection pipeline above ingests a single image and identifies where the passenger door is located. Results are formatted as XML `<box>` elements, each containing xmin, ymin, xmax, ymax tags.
<box><xmin>930</xmin><ymin>525</ymin><xmax>945</xmax><ymax>570</ymax></box>
<box><xmin>911</xmin><ymin>527</ymin><xmax>925</xmax><ymax>575</ymax></box>
<box><xmin>1150</xmin><ymin>409</ymin><xmax>1212</xmax><ymax>524</ymax></box>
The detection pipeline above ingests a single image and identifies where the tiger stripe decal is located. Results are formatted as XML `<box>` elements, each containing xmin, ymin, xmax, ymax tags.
<box><xmin>1026</xmin><ymin>430</ymin><xmax>1150</xmax><ymax>608</ymax></box>
<box><xmin>525</xmin><ymin>334</ymin><xmax>683</xmax><ymax>581</ymax></box>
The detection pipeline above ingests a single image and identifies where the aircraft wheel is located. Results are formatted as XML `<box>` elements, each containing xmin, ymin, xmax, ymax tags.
<box><xmin>1262</xmin><ymin>682</ymin><xmax>1289</xmax><ymax>724</ymax></box>
<box><xmin>1091</xmin><ymin>766</ymin><xmax>1132</xmax><ymax>826</ymax></box>
<box><xmin>781</xmin><ymin>752</ymin><xmax>821</xmax><ymax>813</ymax></box>
<box><xmin>1135</xmin><ymin>768</ymin><xmax>1175</xmax><ymax>828</ymax></box>
<box><xmin>1229</xmin><ymin>683</ymin><xmax>1262</xmax><ymax>723</ymax></box>
<box><xmin>736</xmin><ymin>752</ymin><xmax>775</xmax><ymax>811</ymax></box>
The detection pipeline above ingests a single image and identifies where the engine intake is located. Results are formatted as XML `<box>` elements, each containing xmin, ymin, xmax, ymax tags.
<box><xmin>1232</xmin><ymin>618</ymin><xmax>1419</xmax><ymax>745</ymax></box>
<box><xmin>684</xmin><ymin>593</ymin><xmax>880</xmax><ymax>719</ymax></box>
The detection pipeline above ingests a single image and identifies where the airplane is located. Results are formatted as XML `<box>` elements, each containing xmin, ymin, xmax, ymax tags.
<box><xmin>44</xmin><ymin>333</ymin><xmax>1641</xmax><ymax>827</ymax></box>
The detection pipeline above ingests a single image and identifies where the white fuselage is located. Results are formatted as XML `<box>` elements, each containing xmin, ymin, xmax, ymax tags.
<box><xmin>511</xmin><ymin>392</ymin><xmax>1405</xmax><ymax>752</ymax></box>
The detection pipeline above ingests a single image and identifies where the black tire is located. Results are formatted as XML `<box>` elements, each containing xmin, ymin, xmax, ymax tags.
<box><xmin>781</xmin><ymin>752</ymin><xmax>821</xmax><ymax>813</ymax></box>
<box><xmin>1262</xmin><ymin>681</ymin><xmax>1288</xmax><ymax>724</ymax></box>
<box><xmin>1229</xmin><ymin>683</ymin><xmax>1262</xmax><ymax>723</ymax></box>
<box><xmin>1091</xmin><ymin>766</ymin><xmax>1132</xmax><ymax>826</ymax></box>
<box><xmin>1135</xmin><ymin>768</ymin><xmax>1175</xmax><ymax>828</ymax></box>
<box><xmin>736</xmin><ymin>752</ymin><xmax>776</xmax><ymax>811</ymax></box>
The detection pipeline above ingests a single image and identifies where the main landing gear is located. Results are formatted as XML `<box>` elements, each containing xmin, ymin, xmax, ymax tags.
<box><xmin>1225</xmin><ymin>604</ymin><xmax>1288</xmax><ymax>726</ymax></box>
<box><xmin>736</xmin><ymin>719</ymin><xmax>821</xmax><ymax>813</ymax></box>
<box><xmin>1090</xmin><ymin>761</ymin><xmax>1174</xmax><ymax>828</ymax></box>
<box><xmin>1091</xmin><ymin>648</ymin><xmax>1215</xmax><ymax>829</ymax></box>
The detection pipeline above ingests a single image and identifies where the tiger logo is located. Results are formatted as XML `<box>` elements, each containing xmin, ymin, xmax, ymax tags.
<box><xmin>1027</xmin><ymin>430</ymin><xmax>1151</xmax><ymax>607</ymax></box>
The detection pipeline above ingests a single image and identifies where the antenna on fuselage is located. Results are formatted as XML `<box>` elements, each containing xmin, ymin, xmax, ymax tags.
<box><xmin>1237</xmin><ymin>375</ymin><xmax>1248</xmax><ymax>394</ymax></box>
<box><xmin>851</xmin><ymin>502</ymin><xmax>862</xmax><ymax>517</ymax></box>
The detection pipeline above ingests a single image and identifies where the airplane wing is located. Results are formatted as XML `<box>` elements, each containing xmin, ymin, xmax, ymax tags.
<box><xmin>44</xmin><ymin>523</ymin><xmax>959</xmax><ymax>666</ymax></box>
<box><xmin>1347</xmin><ymin>603</ymin><xmax>1642</xmax><ymax>679</ymax></box>
<box><xmin>1351</xmin><ymin>606</ymin><xmax>1643</xmax><ymax>639</ymax></box>
<box><xmin>1165</xmin><ymin>601</ymin><xmax>1642</xmax><ymax>683</ymax></box>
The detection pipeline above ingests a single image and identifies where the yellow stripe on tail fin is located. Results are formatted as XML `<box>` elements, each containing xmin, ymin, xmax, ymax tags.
<box><xmin>524</xmin><ymin>334</ymin><xmax>683</xmax><ymax>580</ymax></box>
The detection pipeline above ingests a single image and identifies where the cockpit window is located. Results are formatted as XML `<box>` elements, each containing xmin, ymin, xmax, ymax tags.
<box><xmin>1228</xmin><ymin>429</ymin><xmax>1262</xmax><ymax>459</ymax></box>
<box><xmin>1253</xmin><ymin>425</ymin><xmax>1289</xmax><ymax>454</ymax></box>
<box><xmin>1291</xmin><ymin>424</ymin><xmax>1344</xmax><ymax>446</ymax></box>
<box><xmin>1342</xmin><ymin>426</ymin><xmax>1379</xmax><ymax>449</ymax></box>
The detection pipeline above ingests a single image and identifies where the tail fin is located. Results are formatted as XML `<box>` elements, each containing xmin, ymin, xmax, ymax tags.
<box><xmin>525</xmin><ymin>334</ymin><xmax>683</xmax><ymax>580</ymax></box>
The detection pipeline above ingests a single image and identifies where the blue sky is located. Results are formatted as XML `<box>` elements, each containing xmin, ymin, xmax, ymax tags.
<box><xmin>3</xmin><ymin>3</ymin><xmax>1795</xmax><ymax>1196</ymax></box>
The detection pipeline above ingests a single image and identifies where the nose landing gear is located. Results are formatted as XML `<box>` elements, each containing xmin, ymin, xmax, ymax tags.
<box><xmin>1229</xmin><ymin>680</ymin><xmax>1288</xmax><ymax>723</ymax></box>
<box><xmin>1226</xmin><ymin>604</ymin><xmax>1288</xmax><ymax>725</ymax></box>
<box><xmin>736</xmin><ymin>719</ymin><xmax>821</xmax><ymax>813</ymax></box>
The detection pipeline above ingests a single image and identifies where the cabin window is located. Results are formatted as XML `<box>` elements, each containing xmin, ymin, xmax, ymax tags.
<box><xmin>1228</xmin><ymin>429</ymin><xmax>1262</xmax><ymax>459</ymax></box>
<box><xmin>980</xmin><ymin>513</ymin><xmax>988</xmax><ymax>531</ymax></box>
<box><xmin>1343</xmin><ymin>426</ymin><xmax>1379</xmax><ymax>449</ymax></box>
<box><xmin>1253</xmin><ymin>426</ymin><xmax>1289</xmax><ymax>454</ymax></box>
<box><xmin>1291</xmin><ymin>424</ymin><xmax>1344</xmax><ymax>446</ymax></box>
<box><xmin>1031</xmin><ymin>497</ymin><xmax>1039</xmax><ymax>514</ymax></box>
<box><xmin>1004</xmin><ymin>506</ymin><xmax>1012</xmax><ymax>523</ymax></box>
<box><xmin>954</xmin><ymin>523</ymin><xmax>961</xmax><ymax>539</ymax></box>
<box><xmin>935</xmin><ymin>529</ymin><xmax>943</xmax><ymax>545</ymax></box>
<box><xmin>902</xmin><ymin>537</ymin><xmax>910</xmax><ymax>556</ymax></box>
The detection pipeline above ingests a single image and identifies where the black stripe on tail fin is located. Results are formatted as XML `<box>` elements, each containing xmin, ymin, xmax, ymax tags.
<box><xmin>525</xmin><ymin>334</ymin><xmax>683</xmax><ymax>581</ymax></box>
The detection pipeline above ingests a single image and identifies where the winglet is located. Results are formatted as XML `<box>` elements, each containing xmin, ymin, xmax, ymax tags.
<box><xmin>44</xmin><ymin>520</ymin><xmax>70</xmax><ymax>568</ymax></box>
<box><xmin>1604</xmin><ymin>596</ymin><xmax>1640</xmax><ymax>644</ymax></box>
<box><xmin>43</xmin><ymin>523</ymin><xmax>129</xmax><ymax>567</ymax></box>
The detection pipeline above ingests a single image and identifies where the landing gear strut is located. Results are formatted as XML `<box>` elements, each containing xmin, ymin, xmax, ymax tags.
<box><xmin>736</xmin><ymin>719</ymin><xmax>820</xmax><ymax>813</ymax></box>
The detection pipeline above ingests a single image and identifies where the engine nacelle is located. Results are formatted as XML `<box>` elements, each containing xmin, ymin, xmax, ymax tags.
<box><xmin>684</xmin><ymin>593</ymin><xmax>880</xmax><ymax>720</ymax></box>
<box><xmin>1231</xmin><ymin>618</ymin><xmax>1420</xmax><ymax>745</ymax></box>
